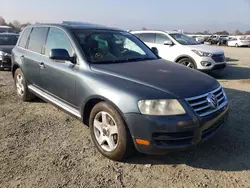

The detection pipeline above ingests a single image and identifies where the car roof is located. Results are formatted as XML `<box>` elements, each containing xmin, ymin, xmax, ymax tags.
<box><xmin>0</xmin><ymin>33</ymin><xmax>19</xmax><ymax>36</ymax></box>
<box><xmin>25</xmin><ymin>21</ymin><xmax>125</xmax><ymax>32</ymax></box>
<box><xmin>0</xmin><ymin>26</ymin><xmax>11</xmax><ymax>28</ymax></box>
<box><xmin>130</xmin><ymin>30</ymin><xmax>182</xmax><ymax>34</ymax></box>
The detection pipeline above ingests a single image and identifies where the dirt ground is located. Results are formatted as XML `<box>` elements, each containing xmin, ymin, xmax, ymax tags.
<box><xmin>0</xmin><ymin>46</ymin><xmax>250</xmax><ymax>188</ymax></box>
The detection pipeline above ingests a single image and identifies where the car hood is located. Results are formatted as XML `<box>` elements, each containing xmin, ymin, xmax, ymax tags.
<box><xmin>91</xmin><ymin>59</ymin><xmax>219</xmax><ymax>99</ymax></box>
<box><xmin>0</xmin><ymin>45</ymin><xmax>15</xmax><ymax>54</ymax></box>
<box><xmin>186</xmin><ymin>44</ymin><xmax>224</xmax><ymax>54</ymax></box>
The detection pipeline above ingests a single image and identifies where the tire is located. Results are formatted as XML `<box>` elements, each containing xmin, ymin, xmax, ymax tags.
<box><xmin>14</xmin><ymin>68</ymin><xmax>36</xmax><ymax>101</ymax></box>
<box><xmin>178</xmin><ymin>58</ymin><xmax>196</xmax><ymax>69</ymax></box>
<box><xmin>89</xmin><ymin>102</ymin><xmax>134</xmax><ymax>161</ymax></box>
<box><xmin>235</xmin><ymin>43</ymin><xmax>239</xmax><ymax>48</ymax></box>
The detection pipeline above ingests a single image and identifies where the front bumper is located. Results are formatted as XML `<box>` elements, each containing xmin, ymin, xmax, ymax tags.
<box><xmin>196</xmin><ymin>56</ymin><xmax>226</xmax><ymax>71</ymax></box>
<box><xmin>0</xmin><ymin>56</ymin><xmax>11</xmax><ymax>70</ymax></box>
<box><xmin>125</xmin><ymin>103</ymin><xmax>229</xmax><ymax>155</ymax></box>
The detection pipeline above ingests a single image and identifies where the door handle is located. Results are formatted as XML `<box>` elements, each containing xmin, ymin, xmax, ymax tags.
<box><xmin>20</xmin><ymin>55</ymin><xmax>25</xmax><ymax>60</ymax></box>
<box><xmin>39</xmin><ymin>62</ymin><xmax>45</xmax><ymax>69</ymax></box>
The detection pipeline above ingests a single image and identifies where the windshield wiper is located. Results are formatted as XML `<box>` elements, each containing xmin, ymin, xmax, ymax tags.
<box><xmin>92</xmin><ymin>57</ymin><xmax>156</xmax><ymax>64</ymax></box>
<box><xmin>121</xmin><ymin>57</ymin><xmax>156</xmax><ymax>62</ymax></box>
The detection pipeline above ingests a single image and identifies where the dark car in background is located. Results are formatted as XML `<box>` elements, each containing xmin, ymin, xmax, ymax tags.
<box><xmin>205</xmin><ymin>35</ymin><xmax>228</xmax><ymax>46</ymax></box>
<box><xmin>0</xmin><ymin>33</ymin><xmax>19</xmax><ymax>70</ymax></box>
<box><xmin>11</xmin><ymin>22</ymin><xmax>229</xmax><ymax>161</ymax></box>
<box><xmin>0</xmin><ymin>26</ymin><xmax>17</xmax><ymax>33</ymax></box>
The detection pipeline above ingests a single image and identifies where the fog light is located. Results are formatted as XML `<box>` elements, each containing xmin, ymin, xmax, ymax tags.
<box><xmin>201</xmin><ymin>61</ymin><xmax>212</xmax><ymax>67</ymax></box>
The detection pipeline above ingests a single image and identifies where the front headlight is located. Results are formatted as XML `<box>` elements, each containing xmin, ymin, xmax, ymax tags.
<box><xmin>138</xmin><ymin>99</ymin><xmax>186</xmax><ymax>116</ymax></box>
<box><xmin>192</xmin><ymin>50</ymin><xmax>212</xmax><ymax>57</ymax></box>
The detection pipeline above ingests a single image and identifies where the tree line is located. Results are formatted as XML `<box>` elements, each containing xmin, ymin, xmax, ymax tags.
<box><xmin>0</xmin><ymin>16</ymin><xmax>32</xmax><ymax>32</ymax></box>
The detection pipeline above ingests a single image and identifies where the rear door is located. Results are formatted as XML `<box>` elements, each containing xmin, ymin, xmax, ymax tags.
<box><xmin>23</xmin><ymin>27</ymin><xmax>48</xmax><ymax>87</ymax></box>
<box><xmin>40</xmin><ymin>27</ymin><xmax>77</xmax><ymax>106</ymax></box>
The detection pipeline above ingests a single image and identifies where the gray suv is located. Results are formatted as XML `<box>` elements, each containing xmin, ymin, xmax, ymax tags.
<box><xmin>11</xmin><ymin>22</ymin><xmax>229</xmax><ymax>161</ymax></box>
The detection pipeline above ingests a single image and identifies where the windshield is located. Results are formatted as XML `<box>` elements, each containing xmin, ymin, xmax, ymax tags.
<box><xmin>73</xmin><ymin>30</ymin><xmax>158</xmax><ymax>63</ymax></box>
<box><xmin>169</xmin><ymin>33</ymin><xmax>200</xmax><ymax>45</ymax></box>
<box><xmin>0</xmin><ymin>35</ymin><xmax>19</xmax><ymax>45</ymax></box>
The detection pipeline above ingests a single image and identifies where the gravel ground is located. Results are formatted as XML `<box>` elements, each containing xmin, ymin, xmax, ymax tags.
<box><xmin>0</xmin><ymin>46</ymin><xmax>250</xmax><ymax>188</ymax></box>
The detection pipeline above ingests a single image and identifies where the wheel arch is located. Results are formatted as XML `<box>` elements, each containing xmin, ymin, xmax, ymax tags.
<box><xmin>12</xmin><ymin>63</ymin><xmax>20</xmax><ymax>77</ymax></box>
<box><xmin>81</xmin><ymin>95</ymin><xmax>129</xmax><ymax>128</ymax></box>
<box><xmin>174</xmin><ymin>55</ymin><xmax>196</xmax><ymax>64</ymax></box>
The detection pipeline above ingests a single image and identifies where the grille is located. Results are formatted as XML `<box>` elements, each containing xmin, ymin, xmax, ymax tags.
<box><xmin>202</xmin><ymin>118</ymin><xmax>225</xmax><ymax>139</ymax></box>
<box><xmin>185</xmin><ymin>87</ymin><xmax>227</xmax><ymax>117</ymax></box>
<box><xmin>212</xmin><ymin>54</ymin><xmax>225</xmax><ymax>63</ymax></box>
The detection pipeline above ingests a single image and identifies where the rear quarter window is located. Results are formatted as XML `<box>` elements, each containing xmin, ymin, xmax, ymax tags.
<box><xmin>18</xmin><ymin>28</ymin><xmax>32</xmax><ymax>48</ymax></box>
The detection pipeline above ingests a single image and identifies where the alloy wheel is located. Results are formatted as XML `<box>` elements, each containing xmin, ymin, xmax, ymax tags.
<box><xmin>93</xmin><ymin>111</ymin><xmax>118</xmax><ymax>152</ymax></box>
<box><xmin>16</xmin><ymin>74</ymin><xmax>25</xmax><ymax>96</ymax></box>
<box><xmin>181</xmin><ymin>61</ymin><xmax>195</xmax><ymax>68</ymax></box>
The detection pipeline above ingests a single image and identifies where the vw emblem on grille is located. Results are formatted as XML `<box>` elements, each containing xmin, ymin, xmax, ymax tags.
<box><xmin>207</xmin><ymin>93</ymin><xmax>218</xmax><ymax>109</ymax></box>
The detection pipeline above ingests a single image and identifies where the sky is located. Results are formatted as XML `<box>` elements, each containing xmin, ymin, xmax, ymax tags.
<box><xmin>1</xmin><ymin>0</ymin><xmax>250</xmax><ymax>32</ymax></box>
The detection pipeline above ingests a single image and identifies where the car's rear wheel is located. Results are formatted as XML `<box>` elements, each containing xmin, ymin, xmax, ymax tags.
<box><xmin>235</xmin><ymin>43</ymin><xmax>239</xmax><ymax>47</ymax></box>
<box><xmin>89</xmin><ymin>102</ymin><xmax>134</xmax><ymax>161</ymax></box>
<box><xmin>14</xmin><ymin>68</ymin><xmax>35</xmax><ymax>101</ymax></box>
<box><xmin>178</xmin><ymin>58</ymin><xmax>196</xmax><ymax>69</ymax></box>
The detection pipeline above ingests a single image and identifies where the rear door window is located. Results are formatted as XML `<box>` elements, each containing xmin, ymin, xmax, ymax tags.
<box><xmin>134</xmin><ymin>33</ymin><xmax>155</xmax><ymax>43</ymax></box>
<box><xmin>27</xmin><ymin>27</ymin><xmax>49</xmax><ymax>53</ymax></box>
<box><xmin>18</xmin><ymin>28</ymin><xmax>32</xmax><ymax>48</ymax></box>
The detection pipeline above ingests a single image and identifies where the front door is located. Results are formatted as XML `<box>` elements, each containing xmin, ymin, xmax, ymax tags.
<box><xmin>40</xmin><ymin>28</ymin><xmax>77</xmax><ymax>107</ymax></box>
<box><xmin>149</xmin><ymin>33</ymin><xmax>177</xmax><ymax>62</ymax></box>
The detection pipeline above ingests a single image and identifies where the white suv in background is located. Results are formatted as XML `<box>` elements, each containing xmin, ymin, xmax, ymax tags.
<box><xmin>130</xmin><ymin>30</ymin><xmax>226</xmax><ymax>71</ymax></box>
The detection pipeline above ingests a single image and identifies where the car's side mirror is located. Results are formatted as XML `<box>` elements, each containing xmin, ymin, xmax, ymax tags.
<box><xmin>49</xmin><ymin>49</ymin><xmax>76</xmax><ymax>64</ymax></box>
<box><xmin>151</xmin><ymin>47</ymin><xmax>159</xmax><ymax>56</ymax></box>
<box><xmin>164</xmin><ymin>40</ymin><xmax>173</xmax><ymax>46</ymax></box>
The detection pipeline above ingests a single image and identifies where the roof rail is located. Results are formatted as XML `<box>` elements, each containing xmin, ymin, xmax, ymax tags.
<box><xmin>62</xmin><ymin>21</ymin><xmax>106</xmax><ymax>28</ymax></box>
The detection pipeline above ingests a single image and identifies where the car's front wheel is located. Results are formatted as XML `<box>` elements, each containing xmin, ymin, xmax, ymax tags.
<box><xmin>14</xmin><ymin>68</ymin><xmax>35</xmax><ymax>101</ymax></box>
<box><xmin>178</xmin><ymin>58</ymin><xmax>196</xmax><ymax>69</ymax></box>
<box><xmin>89</xmin><ymin>102</ymin><xmax>134</xmax><ymax>161</ymax></box>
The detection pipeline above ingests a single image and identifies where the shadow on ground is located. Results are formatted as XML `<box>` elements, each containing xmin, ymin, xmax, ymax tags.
<box><xmin>125</xmin><ymin>88</ymin><xmax>250</xmax><ymax>172</ymax></box>
<box><xmin>209</xmin><ymin>63</ymin><xmax>250</xmax><ymax>80</ymax></box>
<box><xmin>32</xmin><ymin>97</ymin><xmax>46</xmax><ymax>103</ymax></box>
<box><xmin>225</xmin><ymin>57</ymin><xmax>239</xmax><ymax>62</ymax></box>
